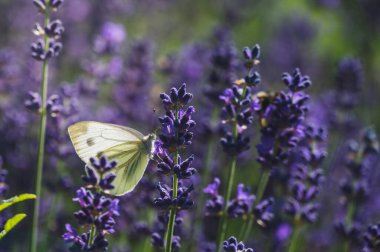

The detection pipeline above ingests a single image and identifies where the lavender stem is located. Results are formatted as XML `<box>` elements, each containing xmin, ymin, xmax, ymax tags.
<box><xmin>217</xmin><ymin>157</ymin><xmax>237</xmax><ymax>252</ymax></box>
<box><xmin>31</xmin><ymin>8</ymin><xmax>50</xmax><ymax>252</ymax></box>
<box><xmin>242</xmin><ymin>169</ymin><xmax>270</xmax><ymax>241</ymax></box>
<box><xmin>88</xmin><ymin>225</ymin><xmax>97</xmax><ymax>247</ymax></box>
<box><xmin>343</xmin><ymin>201</ymin><xmax>356</xmax><ymax>252</ymax></box>
<box><xmin>216</xmin><ymin>122</ymin><xmax>238</xmax><ymax>251</ymax></box>
<box><xmin>165</xmin><ymin>160</ymin><xmax>179</xmax><ymax>252</ymax></box>
<box><xmin>288</xmin><ymin>220</ymin><xmax>301</xmax><ymax>252</ymax></box>
<box><xmin>165</xmin><ymin>106</ymin><xmax>181</xmax><ymax>252</ymax></box>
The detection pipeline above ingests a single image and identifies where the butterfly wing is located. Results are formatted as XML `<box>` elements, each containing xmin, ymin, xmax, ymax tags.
<box><xmin>68</xmin><ymin>121</ymin><xmax>151</xmax><ymax>196</ymax></box>
<box><xmin>101</xmin><ymin>143</ymin><xmax>150</xmax><ymax>196</ymax></box>
<box><xmin>68</xmin><ymin>121</ymin><xmax>144</xmax><ymax>163</ymax></box>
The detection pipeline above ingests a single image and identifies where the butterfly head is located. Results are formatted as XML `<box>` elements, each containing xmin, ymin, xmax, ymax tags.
<box><xmin>142</xmin><ymin>133</ymin><xmax>156</xmax><ymax>156</ymax></box>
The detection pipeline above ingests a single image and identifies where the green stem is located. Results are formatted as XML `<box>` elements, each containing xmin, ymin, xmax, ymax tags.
<box><xmin>242</xmin><ymin>215</ymin><xmax>254</xmax><ymax>242</ymax></box>
<box><xmin>342</xmin><ymin>139</ymin><xmax>364</xmax><ymax>252</ymax></box>
<box><xmin>288</xmin><ymin>221</ymin><xmax>301</xmax><ymax>252</ymax></box>
<box><xmin>142</xmin><ymin>236</ymin><xmax>151</xmax><ymax>252</ymax></box>
<box><xmin>256</xmin><ymin>170</ymin><xmax>270</xmax><ymax>205</ymax></box>
<box><xmin>165</xmin><ymin>171</ymin><xmax>179</xmax><ymax>252</ymax></box>
<box><xmin>345</xmin><ymin>201</ymin><xmax>355</xmax><ymax>227</ymax></box>
<box><xmin>216</xmin><ymin>157</ymin><xmax>236</xmax><ymax>252</ymax></box>
<box><xmin>242</xmin><ymin>169</ymin><xmax>270</xmax><ymax>241</ymax></box>
<box><xmin>238</xmin><ymin>219</ymin><xmax>248</xmax><ymax>239</ymax></box>
<box><xmin>88</xmin><ymin>225</ymin><xmax>97</xmax><ymax>247</ymax></box>
<box><xmin>31</xmin><ymin>9</ymin><xmax>50</xmax><ymax>252</ymax></box>
<box><xmin>343</xmin><ymin>241</ymin><xmax>350</xmax><ymax>252</ymax></box>
<box><xmin>343</xmin><ymin>201</ymin><xmax>355</xmax><ymax>252</ymax></box>
<box><xmin>216</xmin><ymin>120</ymin><xmax>238</xmax><ymax>251</ymax></box>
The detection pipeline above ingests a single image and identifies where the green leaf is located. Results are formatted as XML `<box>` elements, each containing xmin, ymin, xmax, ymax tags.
<box><xmin>0</xmin><ymin>194</ymin><xmax>36</xmax><ymax>212</ymax></box>
<box><xmin>0</xmin><ymin>214</ymin><xmax>27</xmax><ymax>240</ymax></box>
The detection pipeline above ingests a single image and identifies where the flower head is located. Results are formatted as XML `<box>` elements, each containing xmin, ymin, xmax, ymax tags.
<box><xmin>63</xmin><ymin>156</ymin><xmax>119</xmax><ymax>251</ymax></box>
<box><xmin>223</xmin><ymin>236</ymin><xmax>254</xmax><ymax>252</ymax></box>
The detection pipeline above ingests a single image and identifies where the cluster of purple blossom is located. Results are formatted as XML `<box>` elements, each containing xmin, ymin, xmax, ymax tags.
<box><xmin>151</xmin><ymin>84</ymin><xmax>196</xmax><ymax>251</ymax></box>
<box><xmin>63</xmin><ymin>156</ymin><xmax>120</xmax><ymax>250</ymax></box>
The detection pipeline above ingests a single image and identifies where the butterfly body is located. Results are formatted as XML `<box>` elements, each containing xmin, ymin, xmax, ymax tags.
<box><xmin>68</xmin><ymin>121</ymin><xmax>155</xmax><ymax>196</ymax></box>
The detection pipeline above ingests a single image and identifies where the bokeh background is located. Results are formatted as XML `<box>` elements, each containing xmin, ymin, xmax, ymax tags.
<box><xmin>0</xmin><ymin>0</ymin><xmax>379</xmax><ymax>251</ymax></box>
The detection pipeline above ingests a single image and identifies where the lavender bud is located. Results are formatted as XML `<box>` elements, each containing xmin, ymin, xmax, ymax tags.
<box><xmin>282</xmin><ymin>68</ymin><xmax>312</xmax><ymax>92</ymax></box>
<box><xmin>44</xmin><ymin>20</ymin><xmax>64</xmax><ymax>38</ymax></box>
<box><xmin>223</xmin><ymin>236</ymin><xmax>255</xmax><ymax>252</ymax></box>
<box><xmin>25</xmin><ymin>91</ymin><xmax>41</xmax><ymax>112</ymax></box>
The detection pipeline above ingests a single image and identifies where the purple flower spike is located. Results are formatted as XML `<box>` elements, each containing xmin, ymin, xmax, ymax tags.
<box><xmin>336</xmin><ymin>58</ymin><xmax>363</xmax><ymax>93</ymax></box>
<box><xmin>284</xmin><ymin>124</ymin><xmax>326</xmax><ymax>224</ymax></box>
<box><xmin>204</xmin><ymin>28</ymin><xmax>240</xmax><ymax>102</ymax></box>
<box><xmin>64</xmin><ymin>155</ymin><xmax>119</xmax><ymax>250</ymax></box>
<box><xmin>282</xmin><ymin>68</ymin><xmax>312</xmax><ymax>92</ymax></box>
<box><xmin>158</xmin><ymin>89</ymin><xmax>196</xmax><ymax>151</ymax></box>
<box><xmin>152</xmin><ymin>84</ymin><xmax>197</xmax><ymax>250</ymax></box>
<box><xmin>31</xmin><ymin>1</ymin><xmax>64</xmax><ymax>61</ymax></box>
<box><xmin>223</xmin><ymin>236</ymin><xmax>255</xmax><ymax>252</ymax></box>
<box><xmin>160</xmin><ymin>83</ymin><xmax>193</xmax><ymax>111</ymax></box>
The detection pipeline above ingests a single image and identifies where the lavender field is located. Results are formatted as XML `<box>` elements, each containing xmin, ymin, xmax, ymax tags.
<box><xmin>0</xmin><ymin>0</ymin><xmax>380</xmax><ymax>251</ymax></box>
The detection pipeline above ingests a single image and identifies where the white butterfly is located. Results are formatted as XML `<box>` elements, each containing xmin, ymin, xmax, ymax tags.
<box><xmin>68</xmin><ymin>121</ymin><xmax>156</xmax><ymax>196</ymax></box>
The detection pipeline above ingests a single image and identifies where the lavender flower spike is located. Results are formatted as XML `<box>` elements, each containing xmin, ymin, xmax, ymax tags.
<box><xmin>223</xmin><ymin>236</ymin><xmax>255</xmax><ymax>252</ymax></box>
<box><xmin>152</xmin><ymin>83</ymin><xmax>197</xmax><ymax>252</ymax></box>
<box><xmin>63</xmin><ymin>155</ymin><xmax>119</xmax><ymax>251</ymax></box>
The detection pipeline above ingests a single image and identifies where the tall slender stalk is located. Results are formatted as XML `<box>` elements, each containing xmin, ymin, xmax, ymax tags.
<box><xmin>242</xmin><ymin>139</ymin><xmax>278</xmax><ymax>241</ymax></box>
<box><xmin>345</xmin><ymin>201</ymin><xmax>355</xmax><ymax>227</ymax></box>
<box><xmin>255</xmin><ymin>170</ymin><xmax>270</xmax><ymax>204</ymax></box>
<box><xmin>216</xmin><ymin>122</ymin><xmax>238</xmax><ymax>252</ymax></box>
<box><xmin>288</xmin><ymin>218</ymin><xmax>302</xmax><ymax>252</ymax></box>
<box><xmin>342</xmin><ymin>142</ymin><xmax>364</xmax><ymax>252</ymax></box>
<box><xmin>31</xmin><ymin>9</ymin><xmax>50</xmax><ymax>252</ymax></box>
<box><xmin>342</xmin><ymin>200</ymin><xmax>356</xmax><ymax>252</ymax></box>
<box><xmin>242</xmin><ymin>169</ymin><xmax>270</xmax><ymax>241</ymax></box>
<box><xmin>165</xmin><ymin>170</ymin><xmax>179</xmax><ymax>252</ymax></box>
